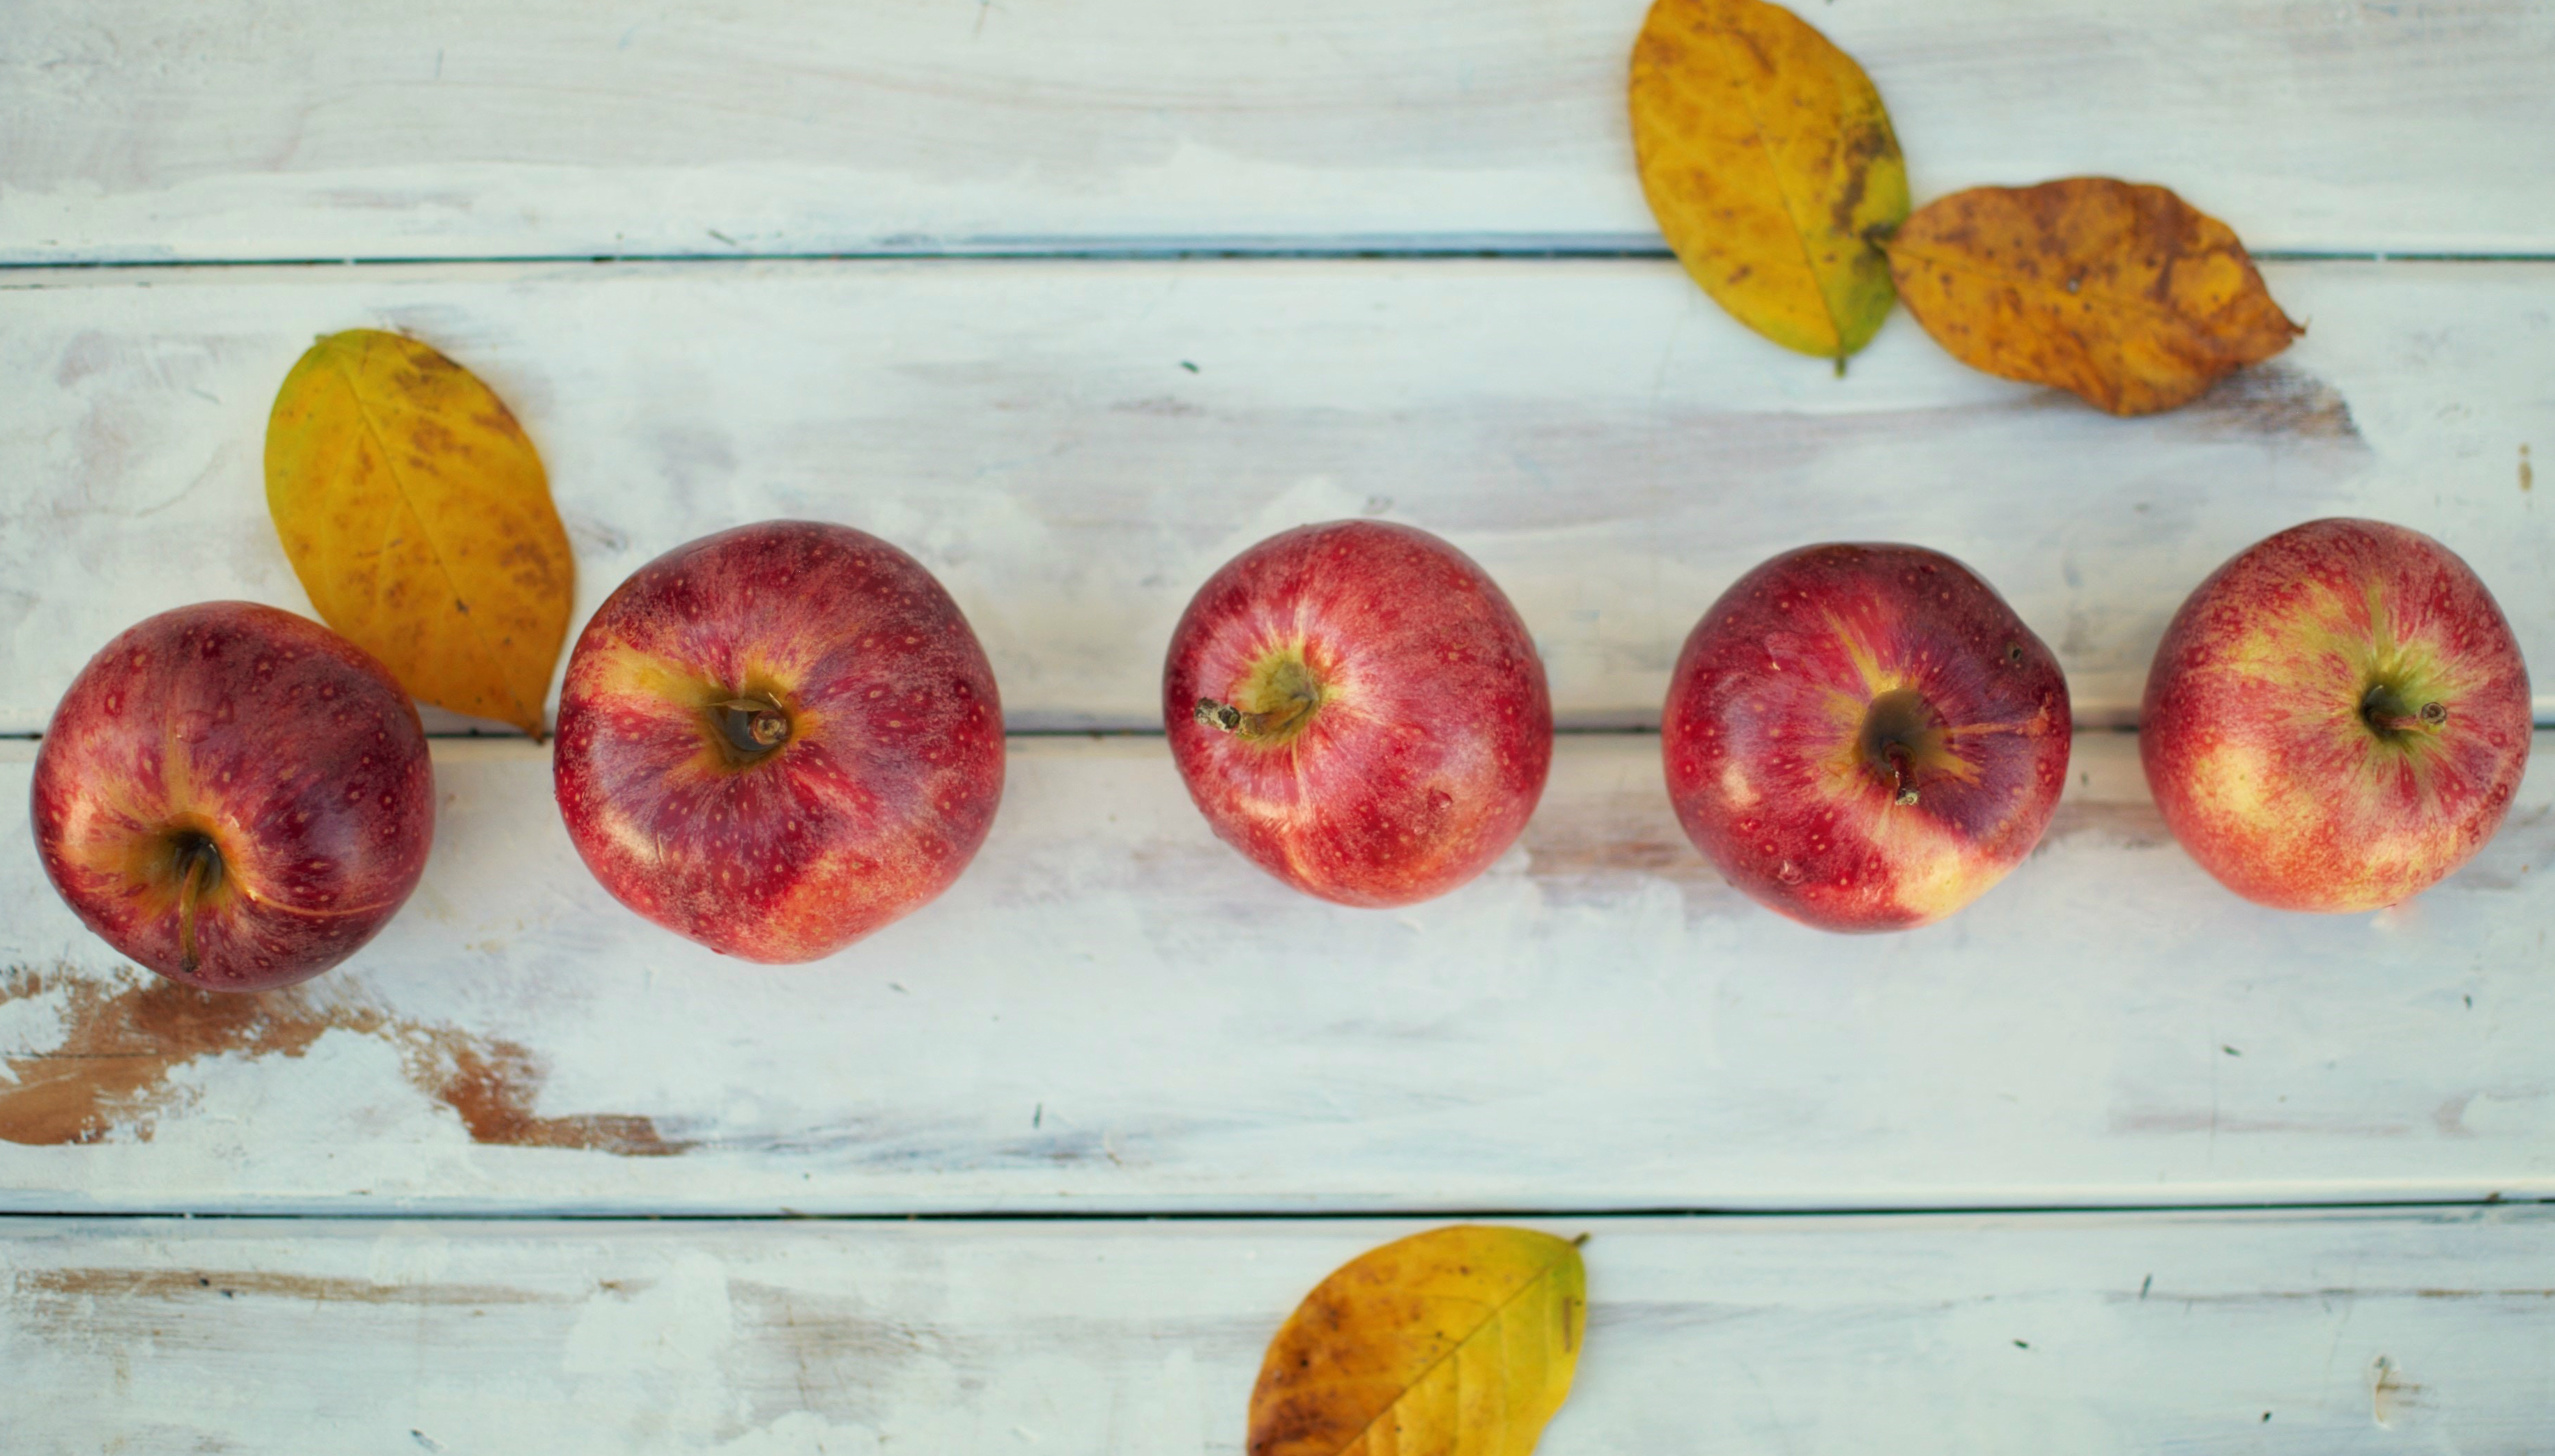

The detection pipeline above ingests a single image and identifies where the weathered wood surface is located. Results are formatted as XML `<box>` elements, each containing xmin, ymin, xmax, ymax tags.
<box><xmin>4</xmin><ymin>0</ymin><xmax>2551</xmax><ymax>262</ymax></box>
<box><xmin>10</xmin><ymin>1</ymin><xmax>2552</xmax><ymax>1446</ymax></box>
<box><xmin>6</xmin><ymin>1209</ymin><xmax>2552</xmax><ymax>1453</ymax></box>
<box><xmin>4</xmin><ymin>732</ymin><xmax>2548</xmax><ymax>1215</ymax></box>
<box><xmin>3</xmin><ymin>258</ymin><xmax>2547</xmax><ymax>736</ymax></box>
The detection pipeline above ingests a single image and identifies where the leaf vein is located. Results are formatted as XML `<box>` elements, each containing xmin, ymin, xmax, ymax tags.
<box><xmin>323</xmin><ymin>339</ymin><xmax>542</xmax><ymax>733</ymax></box>
<box><xmin>1707</xmin><ymin>14</ymin><xmax>1846</xmax><ymax>357</ymax></box>
<box><xmin>1326</xmin><ymin>1260</ymin><xmax>1568</xmax><ymax>1456</ymax></box>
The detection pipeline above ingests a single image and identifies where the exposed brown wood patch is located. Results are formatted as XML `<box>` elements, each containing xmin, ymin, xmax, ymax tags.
<box><xmin>0</xmin><ymin>966</ymin><xmax>686</xmax><ymax>1156</ymax></box>
<box><xmin>2186</xmin><ymin>363</ymin><xmax>2363</xmax><ymax>443</ymax></box>
<box><xmin>725</xmin><ymin>1281</ymin><xmax>945</xmax><ymax>1428</ymax></box>
<box><xmin>2372</xmin><ymin>1353</ymin><xmax>2425</xmax><ymax>1427</ymax></box>
<box><xmin>2108</xmin><ymin>1108</ymin><xmax>2416</xmax><ymax>1138</ymax></box>
<box><xmin>2039</xmin><ymin>798</ymin><xmax>2171</xmax><ymax>849</ymax></box>
<box><xmin>2111</xmin><ymin>1285</ymin><xmax>2555</xmax><ymax>1305</ymax></box>
<box><xmin>1518</xmin><ymin>805</ymin><xmax>1750</xmax><ymax>915</ymax></box>
<box><xmin>14</xmin><ymin>1268</ymin><xmax>552</xmax><ymax>1307</ymax></box>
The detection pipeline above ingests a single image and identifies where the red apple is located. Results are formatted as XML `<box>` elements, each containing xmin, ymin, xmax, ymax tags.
<box><xmin>1663</xmin><ymin>544</ymin><xmax>2071</xmax><ymax>931</ymax></box>
<box><xmin>31</xmin><ymin>603</ymin><xmax>435</xmax><ymax>991</ymax></box>
<box><xmin>553</xmin><ymin>521</ymin><xmax>1004</xmax><ymax>961</ymax></box>
<box><xmin>1162</xmin><ymin>520</ymin><xmax>1552</xmax><ymax>906</ymax></box>
<box><xmin>2141</xmin><ymin>518</ymin><xmax>2531</xmax><ymax>911</ymax></box>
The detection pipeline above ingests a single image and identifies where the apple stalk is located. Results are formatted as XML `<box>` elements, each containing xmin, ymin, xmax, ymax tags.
<box><xmin>2362</xmin><ymin>688</ymin><xmax>2448</xmax><ymax>738</ymax></box>
<box><xmin>1193</xmin><ymin>695</ymin><xmax>1320</xmax><ymax>742</ymax></box>
<box><xmin>173</xmin><ymin>835</ymin><xmax>222</xmax><ymax>975</ymax></box>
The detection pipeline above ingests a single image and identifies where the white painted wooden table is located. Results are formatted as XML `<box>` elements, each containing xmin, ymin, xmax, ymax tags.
<box><xmin>3</xmin><ymin>2</ymin><xmax>2551</xmax><ymax>1450</ymax></box>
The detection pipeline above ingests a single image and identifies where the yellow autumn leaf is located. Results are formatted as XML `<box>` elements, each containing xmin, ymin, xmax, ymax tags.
<box><xmin>265</xmin><ymin>330</ymin><xmax>573</xmax><ymax>738</ymax></box>
<box><xmin>1884</xmin><ymin>178</ymin><xmax>2303</xmax><ymax>416</ymax></box>
<box><xmin>1249</xmin><ymin>1225</ymin><xmax>1587</xmax><ymax>1456</ymax></box>
<box><xmin>1629</xmin><ymin>0</ymin><xmax>1909</xmax><ymax>362</ymax></box>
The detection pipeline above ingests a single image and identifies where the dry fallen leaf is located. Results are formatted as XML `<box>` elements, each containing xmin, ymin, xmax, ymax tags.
<box><xmin>1885</xmin><ymin>178</ymin><xmax>2304</xmax><ymax>415</ymax></box>
<box><xmin>1249</xmin><ymin>1225</ymin><xmax>1587</xmax><ymax>1456</ymax></box>
<box><xmin>1630</xmin><ymin>0</ymin><xmax>1909</xmax><ymax>364</ymax></box>
<box><xmin>265</xmin><ymin>330</ymin><xmax>573</xmax><ymax>737</ymax></box>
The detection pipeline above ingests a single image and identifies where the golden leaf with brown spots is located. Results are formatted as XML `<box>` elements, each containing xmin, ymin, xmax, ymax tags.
<box><xmin>1249</xmin><ymin>1225</ymin><xmax>1587</xmax><ymax>1456</ymax></box>
<box><xmin>1630</xmin><ymin>0</ymin><xmax>1909</xmax><ymax>362</ymax></box>
<box><xmin>1885</xmin><ymin>178</ymin><xmax>2303</xmax><ymax>415</ymax></box>
<box><xmin>265</xmin><ymin>330</ymin><xmax>573</xmax><ymax>737</ymax></box>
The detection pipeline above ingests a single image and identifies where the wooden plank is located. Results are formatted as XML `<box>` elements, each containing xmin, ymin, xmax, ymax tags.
<box><xmin>3</xmin><ymin>0</ymin><xmax>2551</xmax><ymax>261</ymax></box>
<box><xmin>5</xmin><ymin>1209</ymin><xmax>2552</xmax><ymax>1452</ymax></box>
<box><xmin>2</xmin><ymin>258</ymin><xmax>2547</xmax><ymax>736</ymax></box>
<box><xmin>4</xmin><ymin>731</ymin><xmax>2549</xmax><ymax>1215</ymax></box>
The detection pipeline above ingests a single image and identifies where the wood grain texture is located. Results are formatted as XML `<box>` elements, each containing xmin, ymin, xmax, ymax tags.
<box><xmin>5</xmin><ymin>1210</ymin><xmax>2553</xmax><ymax>1453</ymax></box>
<box><xmin>3</xmin><ymin>258</ymin><xmax>2547</xmax><ymax>736</ymax></box>
<box><xmin>3</xmin><ymin>0</ymin><xmax>2551</xmax><ymax>261</ymax></box>
<box><xmin>12</xmin><ymin>6</ymin><xmax>2550</xmax><ymax>1442</ymax></box>
<box><xmin>3</xmin><ymin>732</ymin><xmax>2548</xmax><ymax>1214</ymax></box>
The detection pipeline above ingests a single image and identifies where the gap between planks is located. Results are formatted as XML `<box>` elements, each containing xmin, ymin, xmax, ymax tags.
<box><xmin>9</xmin><ymin>248</ymin><xmax>2555</xmax><ymax>281</ymax></box>
<box><xmin>0</xmin><ymin>1197</ymin><xmax>2546</xmax><ymax>1227</ymax></box>
<box><xmin>12</xmin><ymin>247</ymin><xmax>2555</xmax><ymax>274</ymax></box>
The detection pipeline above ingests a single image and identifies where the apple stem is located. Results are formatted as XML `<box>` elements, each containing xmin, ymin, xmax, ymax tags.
<box><xmin>716</xmin><ymin>698</ymin><xmax>791</xmax><ymax>753</ymax></box>
<box><xmin>1194</xmin><ymin>696</ymin><xmax>1315</xmax><ymax>741</ymax></box>
<box><xmin>174</xmin><ymin>839</ymin><xmax>219</xmax><ymax>975</ymax></box>
<box><xmin>1884</xmin><ymin>743</ymin><xmax>1920</xmax><ymax>807</ymax></box>
<box><xmin>2363</xmin><ymin>697</ymin><xmax>2450</xmax><ymax>736</ymax></box>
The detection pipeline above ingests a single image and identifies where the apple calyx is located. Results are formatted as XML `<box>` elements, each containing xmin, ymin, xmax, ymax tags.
<box><xmin>1858</xmin><ymin>688</ymin><xmax>1947</xmax><ymax>808</ymax></box>
<box><xmin>713</xmin><ymin>696</ymin><xmax>792</xmax><ymax>760</ymax></box>
<box><xmin>169</xmin><ymin>830</ymin><xmax>224</xmax><ymax>975</ymax></box>
<box><xmin>1881</xmin><ymin>743</ymin><xmax>1922</xmax><ymax>806</ymax></box>
<box><xmin>1194</xmin><ymin>651</ymin><xmax>1324</xmax><ymax>745</ymax></box>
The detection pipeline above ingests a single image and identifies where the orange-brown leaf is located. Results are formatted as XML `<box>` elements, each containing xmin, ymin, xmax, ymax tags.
<box><xmin>265</xmin><ymin>330</ymin><xmax>573</xmax><ymax>738</ymax></box>
<box><xmin>1630</xmin><ymin>0</ymin><xmax>1910</xmax><ymax>362</ymax></box>
<box><xmin>1249</xmin><ymin>1225</ymin><xmax>1587</xmax><ymax>1456</ymax></box>
<box><xmin>1885</xmin><ymin>178</ymin><xmax>2303</xmax><ymax>415</ymax></box>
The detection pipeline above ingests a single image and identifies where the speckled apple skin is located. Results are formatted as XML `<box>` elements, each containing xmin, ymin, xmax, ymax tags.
<box><xmin>1663</xmin><ymin>544</ymin><xmax>2071</xmax><ymax>932</ymax></box>
<box><xmin>2140</xmin><ymin>518</ymin><xmax>2531</xmax><ymax>912</ymax></box>
<box><xmin>31</xmin><ymin>603</ymin><xmax>435</xmax><ymax>991</ymax></box>
<box><xmin>554</xmin><ymin>522</ymin><xmax>1005</xmax><ymax>962</ymax></box>
<box><xmin>1162</xmin><ymin>520</ymin><xmax>1552</xmax><ymax>908</ymax></box>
